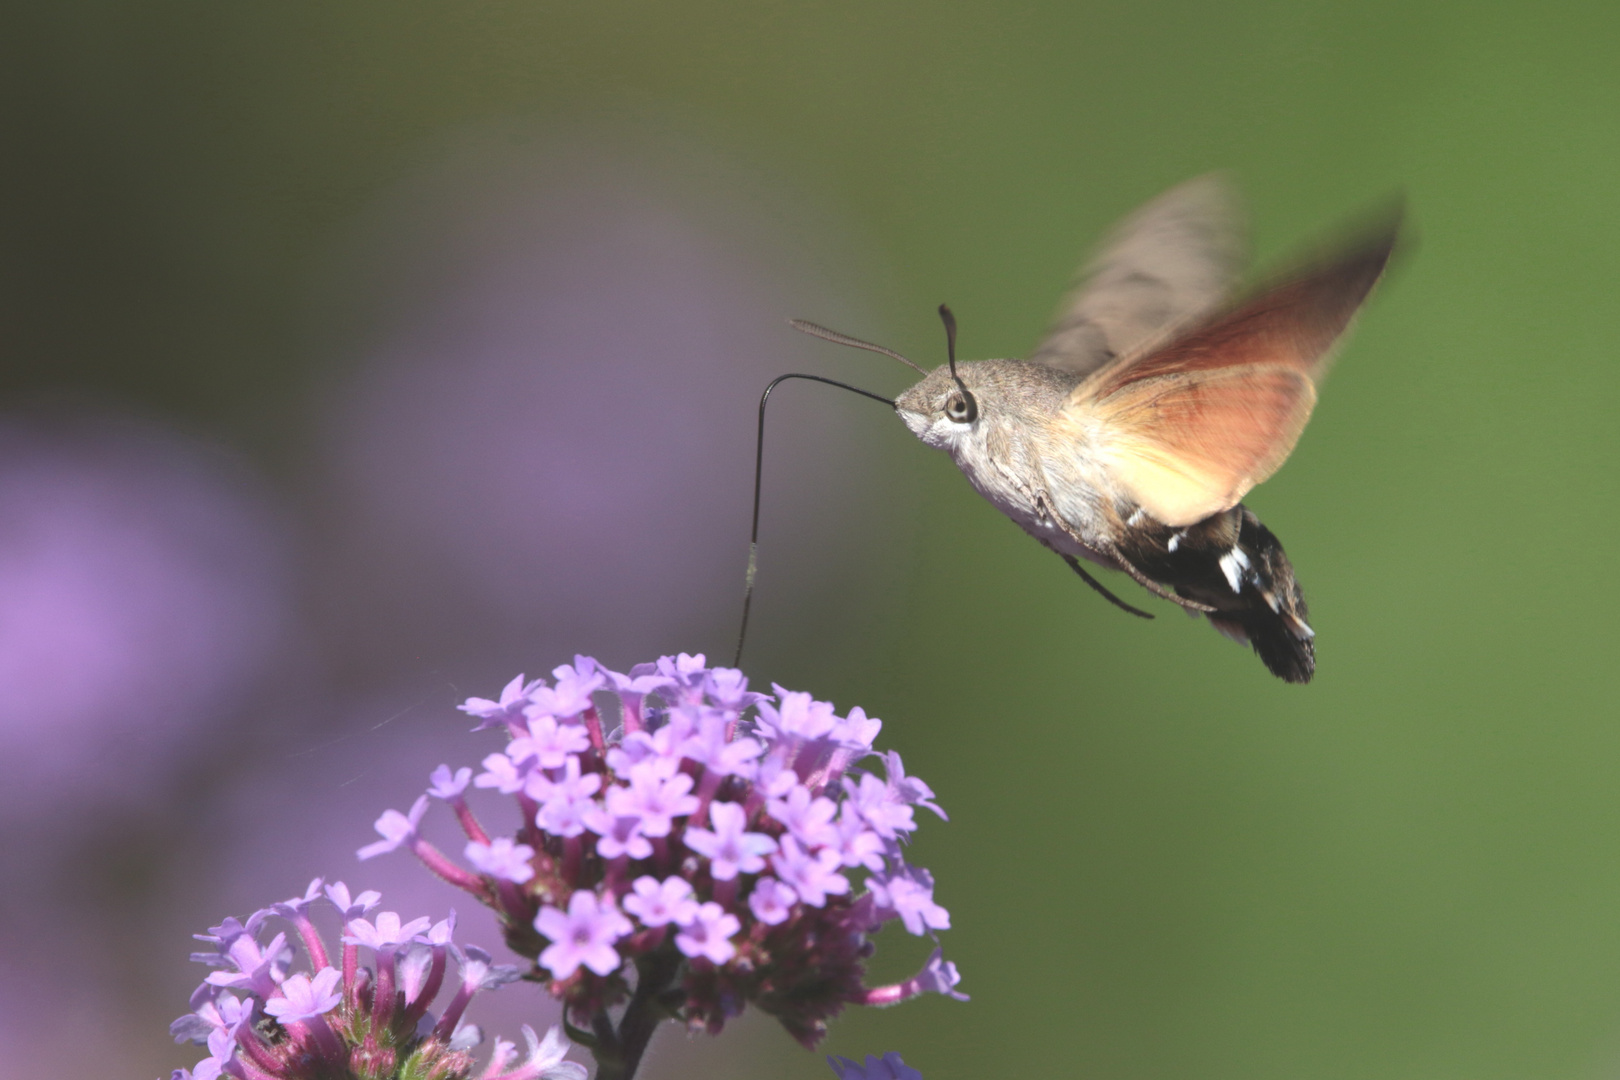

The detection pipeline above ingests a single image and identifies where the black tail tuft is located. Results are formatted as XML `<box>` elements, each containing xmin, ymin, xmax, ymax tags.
<box><xmin>1120</xmin><ymin>505</ymin><xmax>1316</xmax><ymax>683</ymax></box>
<box><xmin>1207</xmin><ymin>511</ymin><xmax>1315</xmax><ymax>683</ymax></box>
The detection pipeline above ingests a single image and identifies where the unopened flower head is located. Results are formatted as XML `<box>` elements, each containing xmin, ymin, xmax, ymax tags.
<box><xmin>167</xmin><ymin>878</ymin><xmax>585</xmax><ymax>1080</ymax></box>
<box><xmin>361</xmin><ymin>653</ymin><xmax>963</xmax><ymax>1051</ymax></box>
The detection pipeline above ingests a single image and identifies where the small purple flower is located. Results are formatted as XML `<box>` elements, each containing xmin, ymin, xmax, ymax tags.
<box><xmin>831</xmin><ymin>805</ymin><xmax>886</xmax><ymax>872</ymax></box>
<box><xmin>832</xmin><ymin>705</ymin><xmax>882</xmax><ymax>751</ymax></box>
<box><xmin>605</xmin><ymin>723</ymin><xmax>685</xmax><ymax>779</ymax></box>
<box><xmin>913</xmin><ymin>947</ymin><xmax>968</xmax><ymax>1001</ymax></box>
<box><xmin>757</xmin><ymin>687</ymin><xmax>839</xmax><ymax>741</ymax></box>
<box><xmin>680</xmin><ymin>706</ymin><xmax>763</xmax><ymax>777</ymax></box>
<box><xmin>527</xmin><ymin>661</ymin><xmax>604</xmax><ymax>720</ymax></box>
<box><xmin>599</xmin><ymin>664</ymin><xmax>675</xmax><ymax>731</ymax></box>
<box><xmin>766</xmin><ymin>784</ymin><xmax>840</xmax><ymax>848</ymax></box>
<box><xmin>650</xmin><ymin>652</ymin><xmax>710</xmax><ymax>704</ymax></box>
<box><xmin>581</xmin><ymin>803</ymin><xmax>653</xmax><ymax>860</ymax></box>
<box><xmin>475</xmin><ymin>750</ymin><xmax>529</xmax><ymax>795</ymax></box>
<box><xmin>842</xmin><ymin>772</ymin><xmax>917</xmax><ymax>841</ymax></box>
<box><xmin>511</xmin><ymin>712</ymin><xmax>592</xmax><ymax>768</ymax></box>
<box><xmin>485</xmin><ymin>1024</ymin><xmax>588</xmax><ymax>1080</ymax></box>
<box><xmin>456</xmin><ymin>944</ymin><xmax>523</xmax><ymax>993</ymax></box>
<box><xmin>827</xmin><ymin>1052</ymin><xmax>923</xmax><ymax>1080</ymax></box>
<box><xmin>271</xmin><ymin>878</ymin><xmax>325</xmax><ymax>920</ymax></box>
<box><xmin>703</xmin><ymin>666</ymin><xmax>766</xmax><ymax>716</ymax></box>
<box><xmin>867</xmin><ymin>865</ymin><xmax>950</xmax><ymax>936</ymax></box>
<box><xmin>674</xmin><ymin>901</ymin><xmax>741</xmax><ymax>964</ymax></box>
<box><xmin>343</xmin><ymin>910</ymin><xmax>433</xmax><ymax>952</ymax></box>
<box><xmin>323</xmin><ymin>881</ymin><xmax>380</xmax><ymax>920</ymax></box>
<box><xmin>531</xmin><ymin>756</ymin><xmax>603</xmax><ymax>838</ymax></box>
<box><xmin>607</xmin><ymin>764</ymin><xmax>698</xmax><ymax>838</ymax></box>
<box><xmin>425</xmin><ymin>912</ymin><xmax>457</xmax><ymax>946</ymax></box>
<box><xmin>460</xmin><ymin>673</ymin><xmax>542</xmax><ymax>731</ymax></box>
<box><xmin>357</xmin><ymin>794</ymin><xmax>429</xmax><ymax>860</ymax></box>
<box><xmin>465</xmin><ymin>837</ymin><xmax>536</xmax><ymax>883</ymax></box>
<box><xmin>622</xmin><ymin>876</ymin><xmax>699</xmax><ymax>928</ymax></box>
<box><xmin>189</xmin><ymin>913</ymin><xmax>269</xmax><ymax>967</ymax></box>
<box><xmin>683</xmin><ymin>801</ymin><xmax>777</xmax><ymax>880</ymax></box>
<box><xmin>203</xmin><ymin>930</ymin><xmax>289</xmax><ymax>996</ymax></box>
<box><xmin>263</xmin><ymin>968</ymin><xmax>342</xmax><ymax>1022</ymax></box>
<box><xmin>877</xmin><ymin>751</ymin><xmax>946</xmax><ymax>820</ymax></box>
<box><xmin>747</xmin><ymin>876</ymin><xmax>797</xmax><ymax>925</ymax></box>
<box><xmin>772</xmin><ymin>835</ymin><xmax>850</xmax><ymax>907</ymax></box>
<box><xmin>535</xmin><ymin>892</ymin><xmax>633</xmax><ymax>980</ymax></box>
<box><xmin>428</xmin><ymin>764</ymin><xmax>474</xmax><ymax>799</ymax></box>
<box><xmin>171</xmin><ymin>985</ymin><xmax>250</xmax><ymax>1045</ymax></box>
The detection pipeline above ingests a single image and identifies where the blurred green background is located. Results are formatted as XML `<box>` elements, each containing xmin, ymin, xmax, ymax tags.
<box><xmin>6</xmin><ymin>2</ymin><xmax>1620</xmax><ymax>1079</ymax></box>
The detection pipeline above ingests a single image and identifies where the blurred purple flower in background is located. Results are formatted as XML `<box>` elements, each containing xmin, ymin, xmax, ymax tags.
<box><xmin>0</xmin><ymin>408</ymin><xmax>288</xmax><ymax>829</ymax></box>
<box><xmin>0</xmin><ymin>407</ymin><xmax>291</xmax><ymax>1076</ymax></box>
<box><xmin>318</xmin><ymin>127</ymin><xmax>906</xmax><ymax>674</ymax></box>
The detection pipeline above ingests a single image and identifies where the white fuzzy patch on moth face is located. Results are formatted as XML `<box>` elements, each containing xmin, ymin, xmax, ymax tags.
<box><xmin>897</xmin><ymin>406</ymin><xmax>969</xmax><ymax>450</ymax></box>
<box><xmin>1218</xmin><ymin>546</ymin><xmax>1251</xmax><ymax>592</ymax></box>
<box><xmin>1166</xmin><ymin>530</ymin><xmax>1183</xmax><ymax>552</ymax></box>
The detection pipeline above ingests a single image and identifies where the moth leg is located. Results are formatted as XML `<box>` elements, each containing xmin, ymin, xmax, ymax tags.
<box><xmin>1039</xmin><ymin>497</ymin><xmax>1215</xmax><ymax>616</ymax></box>
<box><xmin>1105</xmin><ymin>544</ymin><xmax>1218</xmax><ymax>613</ymax></box>
<box><xmin>1059</xmin><ymin>554</ymin><xmax>1155</xmax><ymax>619</ymax></box>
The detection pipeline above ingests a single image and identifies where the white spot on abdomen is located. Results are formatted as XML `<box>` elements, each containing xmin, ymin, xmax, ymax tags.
<box><xmin>1218</xmin><ymin>547</ymin><xmax>1251</xmax><ymax>593</ymax></box>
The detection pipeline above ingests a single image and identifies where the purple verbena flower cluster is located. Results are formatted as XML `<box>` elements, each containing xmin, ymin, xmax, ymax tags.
<box><xmin>360</xmin><ymin>653</ymin><xmax>964</xmax><ymax>1063</ymax></box>
<box><xmin>169</xmin><ymin>878</ymin><xmax>584</xmax><ymax>1080</ymax></box>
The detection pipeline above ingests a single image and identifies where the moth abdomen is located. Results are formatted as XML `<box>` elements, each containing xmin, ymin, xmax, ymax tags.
<box><xmin>1121</xmin><ymin>505</ymin><xmax>1316</xmax><ymax>683</ymax></box>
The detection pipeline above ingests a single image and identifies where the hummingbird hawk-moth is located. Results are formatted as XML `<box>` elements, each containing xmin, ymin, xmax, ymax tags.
<box><xmin>777</xmin><ymin>176</ymin><xmax>1400</xmax><ymax>683</ymax></box>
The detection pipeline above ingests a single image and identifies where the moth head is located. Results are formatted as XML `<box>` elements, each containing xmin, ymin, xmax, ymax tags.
<box><xmin>896</xmin><ymin>303</ymin><xmax>982</xmax><ymax>446</ymax></box>
<box><xmin>895</xmin><ymin>364</ymin><xmax>985</xmax><ymax>448</ymax></box>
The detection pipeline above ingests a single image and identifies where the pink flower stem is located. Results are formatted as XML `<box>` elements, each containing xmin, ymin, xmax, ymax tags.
<box><xmin>603</xmin><ymin>855</ymin><xmax>630</xmax><ymax>896</ymax></box>
<box><xmin>651</xmin><ymin>836</ymin><xmax>671</xmax><ymax>876</ymax></box>
<box><xmin>372</xmin><ymin>950</ymin><xmax>398</xmax><ymax>1031</ymax></box>
<box><xmin>408</xmin><ymin>836</ymin><xmax>486</xmax><ymax>894</ymax></box>
<box><xmin>401</xmin><ymin>945</ymin><xmax>448</xmax><ymax>1029</ymax></box>
<box><xmin>292</xmin><ymin>1015</ymin><xmax>347</xmax><ymax>1066</ymax></box>
<box><xmin>287</xmin><ymin>913</ymin><xmax>329</xmax><ymax>972</ymax></box>
<box><xmin>496</xmin><ymin>880</ymin><xmax>532</xmax><ymax>922</ymax></box>
<box><xmin>590</xmin><ymin>949</ymin><xmax>682</xmax><ymax>1080</ymax></box>
<box><xmin>847</xmin><ymin>969</ymin><xmax>929</xmax><ymax>1007</ymax></box>
<box><xmin>688</xmin><ymin>768</ymin><xmax>725</xmax><ymax>829</ymax></box>
<box><xmin>341</xmin><ymin>941</ymin><xmax>360</xmax><ymax>1007</ymax></box>
<box><xmin>431</xmin><ymin>983</ymin><xmax>477</xmax><ymax>1042</ymax></box>
<box><xmin>448</xmin><ymin>797</ymin><xmax>490</xmax><ymax>845</ymax></box>
<box><xmin>582</xmin><ymin>706</ymin><xmax>606</xmax><ymax>752</ymax></box>
<box><xmin>234</xmin><ymin>1028</ymin><xmax>285</xmax><ymax>1077</ymax></box>
<box><xmin>562</xmin><ymin>836</ymin><xmax>583</xmax><ymax>886</ymax></box>
<box><xmin>619</xmin><ymin>697</ymin><xmax>644</xmax><ymax>735</ymax></box>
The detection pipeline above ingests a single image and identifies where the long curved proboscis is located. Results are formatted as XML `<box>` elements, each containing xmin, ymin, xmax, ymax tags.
<box><xmin>732</xmin><ymin>373</ymin><xmax>896</xmax><ymax>667</ymax></box>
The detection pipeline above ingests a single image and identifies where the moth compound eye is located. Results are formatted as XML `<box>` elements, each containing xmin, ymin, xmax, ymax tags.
<box><xmin>945</xmin><ymin>391</ymin><xmax>978</xmax><ymax>424</ymax></box>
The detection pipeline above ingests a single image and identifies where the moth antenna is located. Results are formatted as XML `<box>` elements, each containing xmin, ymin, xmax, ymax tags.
<box><xmin>938</xmin><ymin>303</ymin><xmax>968</xmax><ymax>392</ymax></box>
<box><xmin>788</xmin><ymin>319</ymin><xmax>928</xmax><ymax>375</ymax></box>
<box><xmin>938</xmin><ymin>303</ymin><xmax>979</xmax><ymax>422</ymax></box>
<box><xmin>734</xmin><ymin>373</ymin><xmax>896</xmax><ymax>667</ymax></box>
